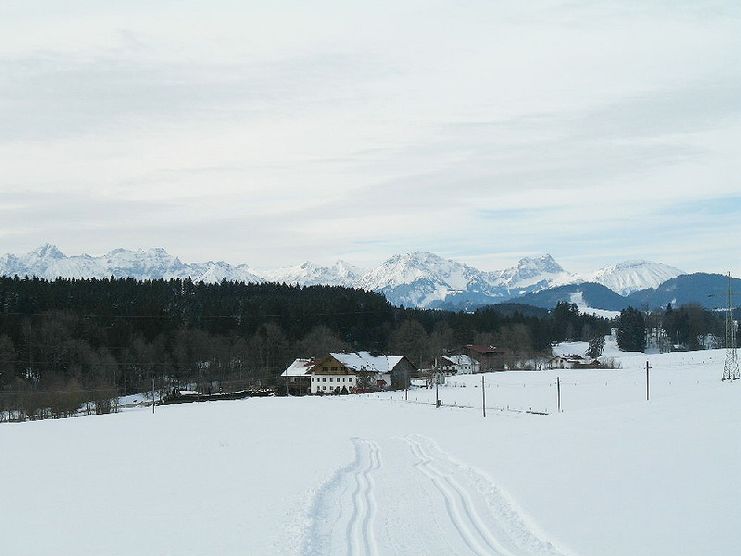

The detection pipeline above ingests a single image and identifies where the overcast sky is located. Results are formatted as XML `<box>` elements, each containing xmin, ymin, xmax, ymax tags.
<box><xmin>1</xmin><ymin>1</ymin><xmax>740</xmax><ymax>274</ymax></box>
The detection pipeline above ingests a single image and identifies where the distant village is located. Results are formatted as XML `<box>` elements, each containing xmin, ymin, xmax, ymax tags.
<box><xmin>280</xmin><ymin>345</ymin><xmax>605</xmax><ymax>396</ymax></box>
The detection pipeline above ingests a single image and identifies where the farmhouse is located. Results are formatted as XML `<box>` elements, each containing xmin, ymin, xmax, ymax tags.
<box><xmin>548</xmin><ymin>355</ymin><xmax>580</xmax><ymax>369</ymax></box>
<box><xmin>439</xmin><ymin>355</ymin><xmax>479</xmax><ymax>375</ymax></box>
<box><xmin>280</xmin><ymin>358</ymin><xmax>315</xmax><ymax>394</ymax></box>
<box><xmin>462</xmin><ymin>344</ymin><xmax>507</xmax><ymax>371</ymax></box>
<box><xmin>309</xmin><ymin>352</ymin><xmax>416</xmax><ymax>394</ymax></box>
<box><xmin>548</xmin><ymin>354</ymin><xmax>602</xmax><ymax>369</ymax></box>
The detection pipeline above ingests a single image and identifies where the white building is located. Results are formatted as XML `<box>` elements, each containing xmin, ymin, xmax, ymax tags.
<box><xmin>439</xmin><ymin>354</ymin><xmax>479</xmax><ymax>375</ymax></box>
<box><xmin>310</xmin><ymin>370</ymin><xmax>358</xmax><ymax>394</ymax></box>
<box><xmin>309</xmin><ymin>352</ymin><xmax>414</xmax><ymax>394</ymax></box>
<box><xmin>548</xmin><ymin>354</ymin><xmax>593</xmax><ymax>369</ymax></box>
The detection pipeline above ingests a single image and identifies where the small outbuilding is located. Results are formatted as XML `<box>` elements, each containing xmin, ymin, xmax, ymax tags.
<box><xmin>280</xmin><ymin>358</ymin><xmax>314</xmax><ymax>395</ymax></box>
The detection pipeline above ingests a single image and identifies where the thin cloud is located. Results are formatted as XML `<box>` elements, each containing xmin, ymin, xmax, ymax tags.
<box><xmin>0</xmin><ymin>1</ymin><xmax>739</xmax><ymax>274</ymax></box>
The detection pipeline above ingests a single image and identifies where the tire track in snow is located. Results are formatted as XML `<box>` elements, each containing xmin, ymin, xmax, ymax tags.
<box><xmin>405</xmin><ymin>435</ymin><xmax>570</xmax><ymax>556</ymax></box>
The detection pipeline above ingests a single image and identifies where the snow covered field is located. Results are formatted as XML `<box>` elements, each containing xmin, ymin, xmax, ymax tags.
<box><xmin>381</xmin><ymin>338</ymin><xmax>729</xmax><ymax>415</ymax></box>
<box><xmin>1</xmin><ymin>343</ymin><xmax>739</xmax><ymax>555</ymax></box>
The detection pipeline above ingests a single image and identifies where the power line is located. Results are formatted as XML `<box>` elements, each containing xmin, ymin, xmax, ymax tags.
<box><xmin>0</xmin><ymin>387</ymin><xmax>119</xmax><ymax>395</ymax></box>
<box><xmin>0</xmin><ymin>309</ymin><xmax>389</xmax><ymax>319</ymax></box>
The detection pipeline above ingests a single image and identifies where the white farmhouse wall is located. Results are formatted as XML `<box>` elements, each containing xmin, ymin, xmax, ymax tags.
<box><xmin>310</xmin><ymin>374</ymin><xmax>356</xmax><ymax>394</ymax></box>
<box><xmin>309</xmin><ymin>372</ymin><xmax>392</xmax><ymax>393</ymax></box>
<box><xmin>455</xmin><ymin>362</ymin><xmax>479</xmax><ymax>374</ymax></box>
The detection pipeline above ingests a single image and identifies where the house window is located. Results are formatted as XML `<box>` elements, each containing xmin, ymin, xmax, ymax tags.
<box><xmin>349</xmin><ymin>377</ymin><xmax>354</xmax><ymax>382</ymax></box>
<box><xmin>329</xmin><ymin>377</ymin><xmax>333</xmax><ymax>382</ymax></box>
<box><xmin>322</xmin><ymin>377</ymin><xmax>326</xmax><ymax>382</ymax></box>
<box><xmin>331</xmin><ymin>366</ymin><xmax>338</xmax><ymax>371</ymax></box>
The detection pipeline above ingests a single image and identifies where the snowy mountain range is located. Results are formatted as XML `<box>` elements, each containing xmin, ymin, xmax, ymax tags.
<box><xmin>585</xmin><ymin>260</ymin><xmax>684</xmax><ymax>296</ymax></box>
<box><xmin>0</xmin><ymin>244</ymin><xmax>686</xmax><ymax>309</ymax></box>
<box><xmin>0</xmin><ymin>244</ymin><xmax>264</xmax><ymax>284</ymax></box>
<box><xmin>356</xmin><ymin>252</ymin><xmax>575</xmax><ymax>308</ymax></box>
<box><xmin>259</xmin><ymin>260</ymin><xmax>362</xmax><ymax>287</ymax></box>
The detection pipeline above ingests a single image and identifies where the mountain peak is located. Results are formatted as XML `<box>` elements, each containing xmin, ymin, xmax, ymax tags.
<box><xmin>32</xmin><ymin>243</ymin><xmax>65</xmax><ymax>259</ymax></box>
<box><xmin>491</xmin><ymin>253</ymin><xmax>572</xmax><ymax>290</ymax></box>
<box><xmin>516</xmin><ymin>253</ymin><xmax>563</xmax><ymax>272</ymax></box>
<box><xmin>388</xmin><ymin>251</ymin><xmax>444</xmax><ymax>265</ymax></box>
<box><xmin>589</xmin><ymin>260</ymin><xmax>684</xmax><ymax>295</ymax></box>
<box><xmin>255</xmin><ymin>259</ymin><xmax>360</xmax><ymax>287</ymax></box>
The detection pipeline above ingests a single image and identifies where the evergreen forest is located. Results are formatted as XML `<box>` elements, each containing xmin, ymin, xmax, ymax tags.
<box><xmin>0</xmin><ymin>276</ymin><xmax>612</xmax><ymax>419</ymax></box>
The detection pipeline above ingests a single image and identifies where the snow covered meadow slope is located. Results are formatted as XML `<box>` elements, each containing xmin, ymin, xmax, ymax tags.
<box><xmin>1</xmin><ymin>346</ymin><xmax>739</xmax><ymax>556</ymax></box>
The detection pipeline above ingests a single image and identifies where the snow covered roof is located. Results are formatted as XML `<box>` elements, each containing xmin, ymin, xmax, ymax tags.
<box><xmin>328</xmin><ymin>352</ymin><xmax>406</xmax><ymax>373</ymax></box>
<box><xmin>441</xmin><ymin>355</ymin><xmax>476</xmax><ymax>366</ymax></box>
<box><xmin>280</xmin><ymin>358</ymin><xmax>314</xmax><ymax>377</ymax></box>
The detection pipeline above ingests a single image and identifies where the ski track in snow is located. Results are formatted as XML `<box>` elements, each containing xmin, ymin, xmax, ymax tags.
<box><xmin>303</xmin><ymin>437</ymin><xmax>380</xmax><ymax>556</ymax></box>
<box><xmin>405</xmin><ymin>435</ymin><xmax>570</xmax><ymax>556</ymax></box>
<box><xmin>346</xmin><ymin>439</ymin><xmax>381</xmax><ymax>556</ymax></box>
<box><xmin>304</xmin><ymin>434</ymin><xmax>569</xmax><ymax>556</ymax></box>
<box><xmin>407</xmin><ymin>437</ymin><xmax>516</xmax><ymax>556</ymax></box>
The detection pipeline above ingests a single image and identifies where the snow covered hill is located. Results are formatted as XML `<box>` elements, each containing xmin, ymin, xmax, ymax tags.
<box><xmin>2</xmin><ymin>345</ymin><xmax>739</xmax><ymax>555</ymax></box>
<box><xmin>588</xmin><ymin>260</ymin><xmax>684</xmax><ymax>295</ymax></box>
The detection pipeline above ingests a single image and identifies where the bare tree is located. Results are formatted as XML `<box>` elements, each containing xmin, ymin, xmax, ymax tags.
<box><xmin>296</xmin><ymin>325</ymin><xmax>349</xmax><ymax>357</ymax></box>
<box><xmin>390</xmin><ymin>320</ymin><xmax>429</xmax><ymax>368</ymax></box>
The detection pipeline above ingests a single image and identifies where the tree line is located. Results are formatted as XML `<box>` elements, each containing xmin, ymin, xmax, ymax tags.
<box><xmin>0</xmin><ymin>277</ymin><xmax>611</xmax><ymax>421</ymax></box>
<box><xmin>616</xmin><ymin>303</ymin><xmax>729</xmax><ymax>352</ymax></box>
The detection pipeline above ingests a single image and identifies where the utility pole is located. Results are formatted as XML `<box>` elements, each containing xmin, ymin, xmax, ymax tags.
<box><xmin>557</xmin><ymin>376</ymin><xmax>561</xmax><ymax>413</ymax></box>
<box><xmin>152</xmin><ymin>376</ymin><xmax>156</xmax><ymax>414</ymax></box>
<box><xmin>27</xmin><ymin>321</ymin><xmax>32</xmax><ymax>381</ymax></box>
<box><xmin>646</xmin><ymin>361</ymin><xmax>651</xmax><ymax>401</ymax></box>
<box><xmin>432</xmin><ymin>357</ymin><xmax>441</xmax><ymax>408</ymax></box>
<box><xmin>722</xmin><ymin>272</ymin><xmax>739</xmax><ymax>381</ymax></box>
<box><xmin>481</xmin><ymin>375</ymin><xmax>486</xmax><ymax>417</ymax></box>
